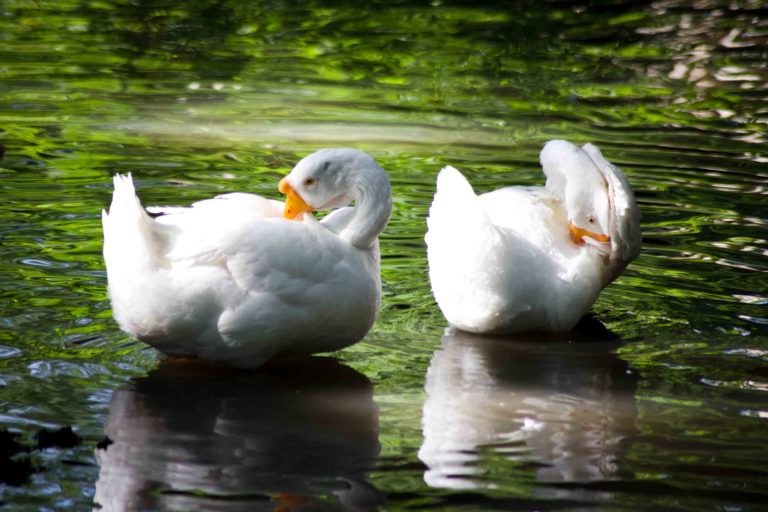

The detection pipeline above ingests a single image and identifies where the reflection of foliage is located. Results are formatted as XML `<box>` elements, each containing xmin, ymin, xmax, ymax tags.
<box><xmin>0</xmin><ymin>0</ymin><xmax>767</xmax><ymax>509</ymax></box>
<box><xmin>79</xmin><ymin>0</ymin><xmax>251</xmax><ymax>79</ymax></box>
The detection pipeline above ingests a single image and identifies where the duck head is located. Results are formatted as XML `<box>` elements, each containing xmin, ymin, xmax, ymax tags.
<box><xmin>541</xmin><ymin>139</ymin><xmax>641</xmax><ymax>285</ymax></box>
<box><xmin>541</xmin><ymin>140</ymin><xmax>612</xmax><ymax>249</ymax></box>
<box><xmin>566</xmin><ymin>175</ymin><xmax>611</xmax><ymax>247</ymax></box>
<box><xmin>279</xmin><ymin>148</ymin><xmax>377</xmax><ymax>220</ymax></box>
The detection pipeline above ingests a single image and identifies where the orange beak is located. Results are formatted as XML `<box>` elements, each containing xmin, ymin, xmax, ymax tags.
<box><xmin>279</xmin><ymin>177</ymin><xmax>314</xmax><ymax>220</ymax></box>
<box><xmin>569</xmin><ymin>222</ymin><xmax>610</xmax><ymax>245</ymax></box>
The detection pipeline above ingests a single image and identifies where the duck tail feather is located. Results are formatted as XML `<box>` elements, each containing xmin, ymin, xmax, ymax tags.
<box><xmin>427</xmin><ymin>166</ymin><xmax>481</xmax><ymax>233</ymax></box>
<box><xmin>103</xmin><ymin>173</ymin><xmax>167</xmax><ymax>275</ymax></box>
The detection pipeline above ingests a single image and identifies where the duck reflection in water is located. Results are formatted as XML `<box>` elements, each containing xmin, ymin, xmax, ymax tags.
<box><xmin>95</xmin><ymin>357</ymin><xmax>383</xmax><ymax>511</ymax></box>
<box><xmin>419</xmin><ymin>318</ymin><xmax>638</xmax><ymax>500</ymax></box>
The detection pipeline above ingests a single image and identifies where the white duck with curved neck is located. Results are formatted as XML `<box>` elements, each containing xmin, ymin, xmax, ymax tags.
<box><xmin>283</xmin><ymin>148</ymin><xmax>392</xmax><ymax>249</ymax></box>
<box><xmin>102</xmin><ymin>148</ymin><xmax>391</xmax><ymax>368</ymax></box>
<box><xmin>426</xmin><ymin>139</ymin><xmax>641</xmax><ymax>334</ymax></box>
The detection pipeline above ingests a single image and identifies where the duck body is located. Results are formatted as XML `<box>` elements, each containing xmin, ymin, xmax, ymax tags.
<box><xmin>102</xmin><ymin>149</ymin><xmax>391</xmax><ymax>367</ymax></box>
<box><xmin>426</xmin><ymin>140</ymin><xmax>640</xmax><ymax>334</ymax></box>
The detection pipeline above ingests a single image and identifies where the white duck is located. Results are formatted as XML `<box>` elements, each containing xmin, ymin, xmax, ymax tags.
<box><xmin>102</xmin><ymin>148</ymin><xmax>391</xmax><ymax>368</ymax></box>
<box><xmin>425</xmin><ymin>140</ymin><xmax>640</xmax><ymax>334</ymax></box>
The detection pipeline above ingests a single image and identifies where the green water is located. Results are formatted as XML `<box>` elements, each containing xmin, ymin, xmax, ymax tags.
<box><xmin>1</xmin><ymin>0</ymin><xmax>766</xmax><ymax>510</ymax></box>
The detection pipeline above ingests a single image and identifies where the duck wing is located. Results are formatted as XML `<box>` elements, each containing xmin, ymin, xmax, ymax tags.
<box><xmin>153</xmin><ymin>200</ymin><xmax>353</xmax><ymax>301</ymax></box>
<box><xmin>147</xmin><ymin>192</ymin><xmax>282</xmax><ymax>264</ymax></box>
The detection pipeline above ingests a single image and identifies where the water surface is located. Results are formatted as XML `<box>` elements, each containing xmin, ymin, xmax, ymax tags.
<box><xmin>1</xmin><ymin>0</ymin><xmax>767</xmax><ymax>510</ymax></box>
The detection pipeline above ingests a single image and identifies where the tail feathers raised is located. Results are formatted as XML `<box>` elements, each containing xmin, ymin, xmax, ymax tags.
<box><xmin>112</xmin><ymin>172</ymin><xmax>136</xmax><ymax>196</ymax></box>
<box><xmin>428</xmin><ymin>167</ymin><xmax>480</xmax><ymax>235</ymax></box>
<box><xmin>436</xmin><ymin>165</ymin><xmax>475</xmax><ymax>199</ymax></box>
<box><xmin>426</xmin><ymin>166</ymin><xmax>498</xmax><ymax>247</ymax></box>
<box><xmin>102</xmin><ymin>173</ymin><xmax>169</xmax><ymax>274</ymax></box>
<box><xmin>426</xmin><ymin>166</ymin><xmax>508</xmax><ymax>332</ymax></box>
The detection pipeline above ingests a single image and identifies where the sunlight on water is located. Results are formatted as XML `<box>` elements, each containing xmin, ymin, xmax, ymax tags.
<box><xmin>0</xmin><ymin>0</ymin><xmax>766</xmax><ymax>510</ymax></box>
<box><xmin>120</xmin><ymin>120</ymin><xmax>520</xmax><ymax>148</ymax></box>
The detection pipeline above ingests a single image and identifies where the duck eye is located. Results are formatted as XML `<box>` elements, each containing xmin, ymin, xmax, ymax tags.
<box><xmin>587</xmin><ymin>215</ymin><xmax>595</xmax><ymax>224</ymax></box>
<box><xmin>304</xmin><ymin>177</ymin><xmax>317</xmax><ymax>187</ymax></box>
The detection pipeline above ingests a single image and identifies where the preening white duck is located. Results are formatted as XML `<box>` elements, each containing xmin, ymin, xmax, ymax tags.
<box><xmin>425</xmin><ymin>140</ymin><xmax>641</xmax><ymax>334</ymax></box>
<box><xmin>102</xmin><ymin>148</ymin><xmax>391</xmax><ymax>368</ymax></box>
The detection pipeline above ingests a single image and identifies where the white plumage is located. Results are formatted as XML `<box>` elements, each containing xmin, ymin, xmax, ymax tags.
<box><xmin>426</xmin><ymin>140</ymin><xmax>641</xmax><ymax>334</ymax></box>
<box><xmin>102</xmin><ymin>148</ymin><xmax>391</xmax><ymax>367</ymax></box>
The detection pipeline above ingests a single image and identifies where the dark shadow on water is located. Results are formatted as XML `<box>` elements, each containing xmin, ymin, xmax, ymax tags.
<box><xmin>419</xmin><ymin>318</ymin><xmax>638</xmax><ymax>504</ymax></box>
<box><xmin>95</xmin><ymin>356</ymin><xmax>384</xmax><ymax>511</ymax></box>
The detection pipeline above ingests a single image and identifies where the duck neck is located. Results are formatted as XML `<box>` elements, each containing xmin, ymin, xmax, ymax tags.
<box><xmin>340</xmin><ymin>165</ymin><xmax>392</xmax><ymax>250</ymax></box>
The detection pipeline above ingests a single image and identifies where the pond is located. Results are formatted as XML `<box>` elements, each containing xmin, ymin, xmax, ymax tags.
<box><xmin>1</xmin><ymin>0</ymin><xmax>766</xmax><ymax>510</ymax></box>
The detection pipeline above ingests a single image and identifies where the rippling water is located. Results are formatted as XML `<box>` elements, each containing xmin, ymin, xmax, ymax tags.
<box><xmin>1</xmin><ymin>0</ymin><xmax>766</xmax><ymax>510</ymax></box>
